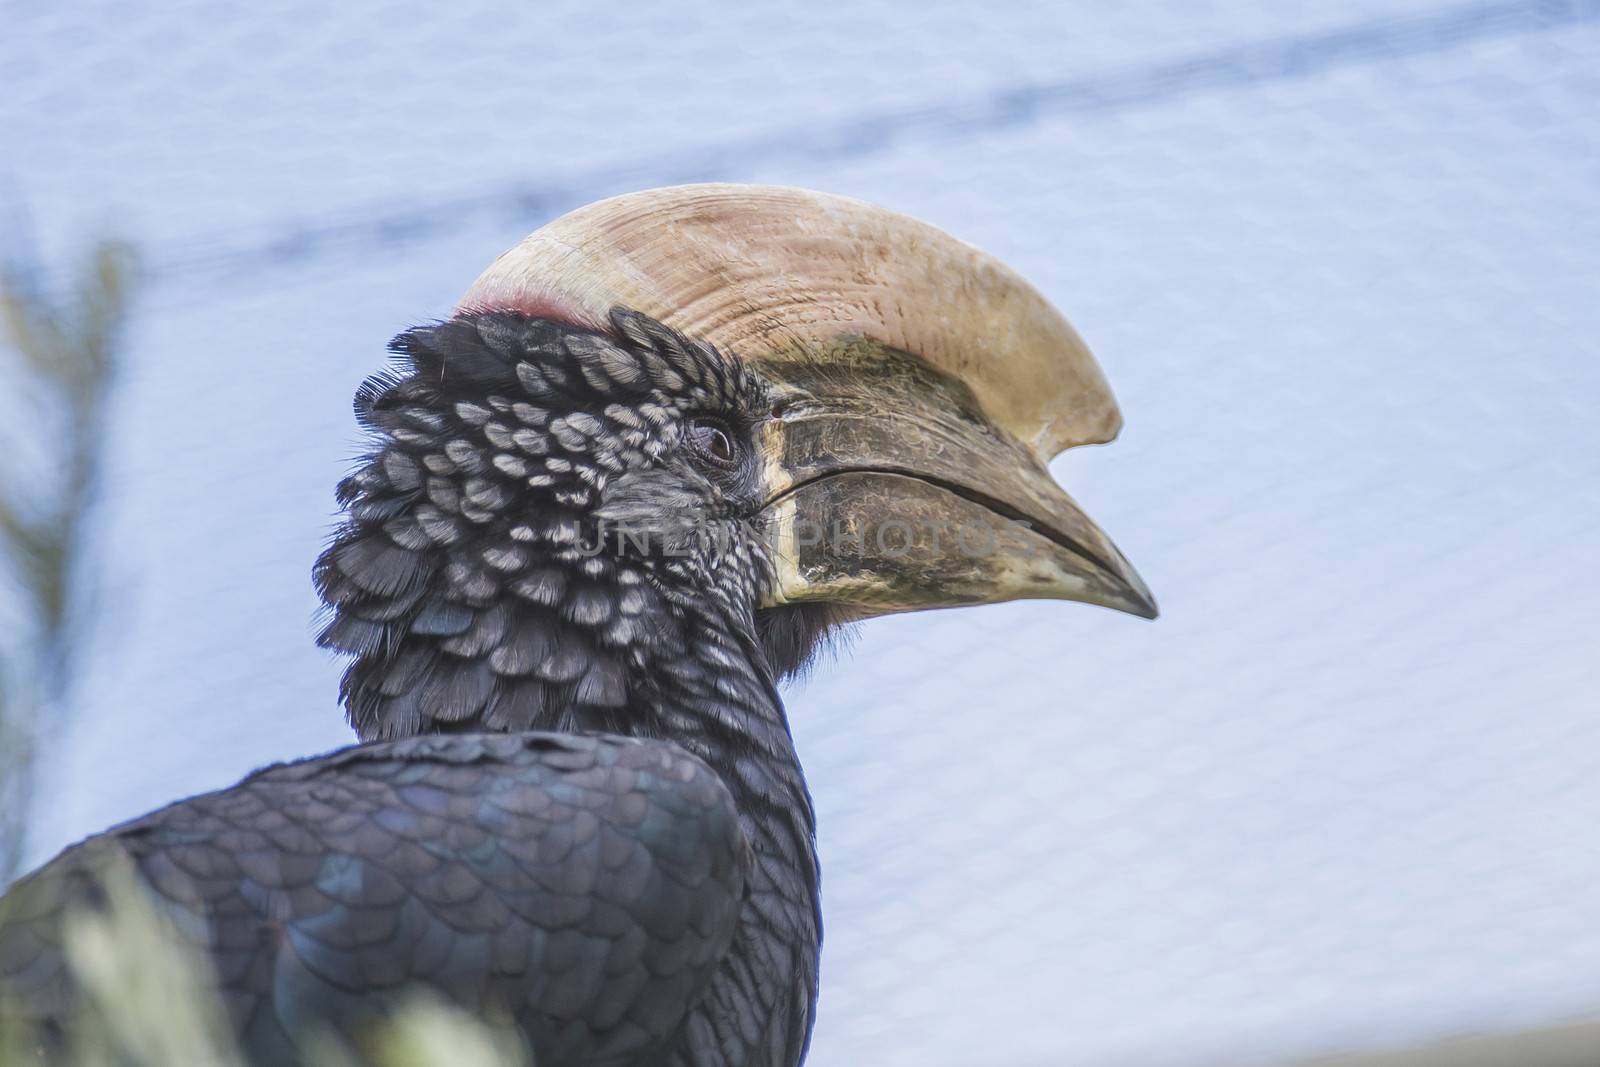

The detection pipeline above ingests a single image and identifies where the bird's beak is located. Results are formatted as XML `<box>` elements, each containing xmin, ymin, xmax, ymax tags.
<box><xmin>754</xmin><ymin>339</ymin><xmax>1157</xmax><ymax>620</ymax></box>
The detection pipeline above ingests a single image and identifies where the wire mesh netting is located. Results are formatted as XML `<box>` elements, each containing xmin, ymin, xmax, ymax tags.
<box><xmin>3</xmin><ymin>1</ymin><xmax>1599</xmax><ymax>1064</ymax></box>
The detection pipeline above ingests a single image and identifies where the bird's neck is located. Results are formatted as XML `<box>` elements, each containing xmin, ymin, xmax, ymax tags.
<box><xmin>536</xmin><ymin>594</ymin><xmax>823</xmax><ymax>1067</ymax></box>
<box><xmin>643</xmin><ymin>604</ymin><xmax>822</xmax><ymax>1067</ymax></box>
<box><xmin>400</xmin><ymin>581</ymin><xmax>825</xmax><ymax>1065</ymax></box>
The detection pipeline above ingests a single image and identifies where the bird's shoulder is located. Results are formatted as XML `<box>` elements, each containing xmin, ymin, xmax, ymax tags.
<box><xmin>1</xmin><ymin>732</ymin><xmax>752</xmax><ymax>1066</ymax></box>
<box><xmin>120</xmin><ymin>731</ymin><xmax>753</xmax><ymax>897</ymax></box>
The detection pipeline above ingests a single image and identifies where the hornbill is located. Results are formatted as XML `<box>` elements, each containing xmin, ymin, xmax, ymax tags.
<box><xmin>0</xmin><ymin>185</ymin><xmax>1156</xmax><ymax>1066</ymax></box>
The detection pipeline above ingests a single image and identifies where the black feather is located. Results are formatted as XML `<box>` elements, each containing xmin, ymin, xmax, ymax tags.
<box><xmin>0</xmin><ymin>736</ymin><xmax>750</xmax><ymax>1067</ymax></box>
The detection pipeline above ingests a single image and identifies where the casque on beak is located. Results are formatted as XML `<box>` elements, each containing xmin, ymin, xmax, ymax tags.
<box><xmin>459</xmin><ymin>183</ymin><xmax>1157</xmax><ymax>621</ymax></box>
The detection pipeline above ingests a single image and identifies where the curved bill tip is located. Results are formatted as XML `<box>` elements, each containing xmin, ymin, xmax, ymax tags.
<box><xmin>1103</xmin><ymin>555</ymin><xmax>1160</xmax><ymax>620</ymax></box>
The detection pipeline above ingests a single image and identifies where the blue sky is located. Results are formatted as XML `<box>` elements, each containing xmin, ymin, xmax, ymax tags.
<box><xmin>5</xmin><ymin>2</ymin><xmax>1600</xmax><ymax>1063</ymax></box>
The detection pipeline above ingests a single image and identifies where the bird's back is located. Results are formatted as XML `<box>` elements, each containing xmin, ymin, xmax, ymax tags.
<box><xmin>0</xmin><ymin>732</ymin><xmax>750</xmax><ymax>1066</ymax></box>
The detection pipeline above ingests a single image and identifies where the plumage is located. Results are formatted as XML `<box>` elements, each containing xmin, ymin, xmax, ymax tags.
<box><xmin>5</xmin><ymin>308</ymin><xmax>822</xmax><ymax>1067</ymax></box>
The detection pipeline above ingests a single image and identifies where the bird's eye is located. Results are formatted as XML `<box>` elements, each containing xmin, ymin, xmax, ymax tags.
<box><xmin>687</xmin><ymin>417</ymin><xmax>740</xmax><ymax>468</ymax></box>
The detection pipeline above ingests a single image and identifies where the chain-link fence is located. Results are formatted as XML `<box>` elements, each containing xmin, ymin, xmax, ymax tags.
<box><xmin>4</xmin><ymin>1</ymin><xmax>1599</xmax><ymax>1063</ymax></box>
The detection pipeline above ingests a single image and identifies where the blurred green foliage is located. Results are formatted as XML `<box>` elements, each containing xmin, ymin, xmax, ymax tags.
<box><xmin>0</xmin><ymin>239</ymin><xmax>137</xmax><ymax>883</ymax></box>
<box><xmin>0</xmin><ymin>848</ymin><xmax>528</xmax><ymax>1066</ymax></box>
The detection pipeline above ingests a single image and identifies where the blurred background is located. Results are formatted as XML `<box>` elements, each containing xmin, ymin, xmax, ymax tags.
<box><xmin>2</xmin><ymin>1</ymin><xmax>1598</xmax><ymax>1064</ymax></box>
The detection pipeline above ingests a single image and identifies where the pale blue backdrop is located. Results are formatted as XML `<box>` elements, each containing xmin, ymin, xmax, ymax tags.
<box><xmin>4</xmin><ymin>1</ymin><xmax>1598</xmax><ymax>1064</ymax></box>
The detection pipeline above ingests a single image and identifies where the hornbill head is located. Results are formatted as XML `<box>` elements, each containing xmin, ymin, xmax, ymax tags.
<box><xmin>319</xmin><ymin>184</ymin><xmax>1155</xmax><ymax>735</ymax></box>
